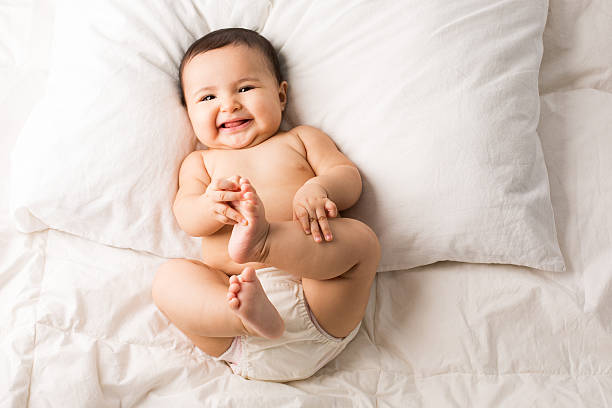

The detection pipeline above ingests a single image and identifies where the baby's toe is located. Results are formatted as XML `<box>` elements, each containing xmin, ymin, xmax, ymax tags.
<box><xmin>228</xmin><ymin>282</ymin><xmax>241</xmax><ymax>294</ymax></box>
<box><xmin>240</xmin><ymin>267</ymin><xmax>257</xmax><ymax>282</ymax></box>
<box><xmin>241</xmin><ymin>179</ymin><xmax>255</xmax><ymax>192</ymax></box>
<box><xmin>228</xmin><ymin>297</ymin><xmax>240</xmax><ymax>310</ymax></box>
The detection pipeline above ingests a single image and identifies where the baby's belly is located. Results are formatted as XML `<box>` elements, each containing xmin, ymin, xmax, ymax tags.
<box><xmin>200</xmin><ymin>226</ymin><xmax>268</xmax><ymax>275</ymax></box>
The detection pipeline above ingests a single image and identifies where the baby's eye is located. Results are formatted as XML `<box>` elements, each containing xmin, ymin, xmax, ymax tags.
<box><xmin>238</xmin><ymin>86</ymin><xmax>253</xmax><ymax>93</ymax></box>
<box><xmin>200</xmin><ymin>95</ymin><xmax>215</xmax><ymax>102</ymax></box>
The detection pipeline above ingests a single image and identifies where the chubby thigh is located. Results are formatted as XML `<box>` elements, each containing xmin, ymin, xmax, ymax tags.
<box><xmin>301</xmin><ymin>258</ymin><xmax>378</xmax><ymax>339</ymax></box>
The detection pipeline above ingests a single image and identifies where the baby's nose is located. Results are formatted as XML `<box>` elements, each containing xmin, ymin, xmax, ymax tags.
<box><xmin>221</xmin><ymin>98</ymin><xmax>241</xmax><ymax>112</ymax></box>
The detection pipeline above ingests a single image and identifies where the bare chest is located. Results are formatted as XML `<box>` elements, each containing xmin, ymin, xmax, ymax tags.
<box><xmin>204</xmin><ymin>137</ymin><xmax>314</xmax><ymax>221</ymax></box>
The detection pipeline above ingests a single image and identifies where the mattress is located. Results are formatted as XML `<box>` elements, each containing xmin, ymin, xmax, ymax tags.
<box><xmin>1</xmin><ymin>0</ymin><xmax>611</xmax><ymax>406</ymax></box>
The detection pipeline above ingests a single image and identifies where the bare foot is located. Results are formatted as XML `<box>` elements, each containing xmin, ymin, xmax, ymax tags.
<box><xmin>227</xmin><ymin>267</ymin><xmax>284</xmax><ymax>338</ymax></box>
<box><xmin>228</xmin><ymin>178</ymin><xmax>270</xmax><ymax>264</ymax></box>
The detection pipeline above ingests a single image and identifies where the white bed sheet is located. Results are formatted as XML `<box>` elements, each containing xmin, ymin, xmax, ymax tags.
<box><xmin>0</xmin><ymin>0</ymin><xmax>54</xmax><ymax>218</ymax></box>
<box><xmin>2</xmin><ymin>0</ymin><xmax>612</xmax><ymax>406</ymax></box>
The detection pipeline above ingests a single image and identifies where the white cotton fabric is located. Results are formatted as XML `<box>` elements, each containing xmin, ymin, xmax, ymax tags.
<box><xmin>9</xmin><ymin>0</ymin><xmax>565</xmax><ymax>272</ymax></box>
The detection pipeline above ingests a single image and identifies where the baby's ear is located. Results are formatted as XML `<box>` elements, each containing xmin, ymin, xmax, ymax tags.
<box><xmin>278</xmin><ymin>81</ymin><xmax>288</xmax><ymax>110</ymax></box>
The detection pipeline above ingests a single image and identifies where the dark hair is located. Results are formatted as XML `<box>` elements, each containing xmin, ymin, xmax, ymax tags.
<box><xmin>178</xmin><ymin>28</ymin><xmax>283</xmax><ymax>106</ymax></box>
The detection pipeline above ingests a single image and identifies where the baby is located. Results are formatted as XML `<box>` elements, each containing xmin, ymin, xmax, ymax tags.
<box><xmin>152</xmin><ymin>28</ymin><xmax>381</xmax><ymax>382</ymax></box>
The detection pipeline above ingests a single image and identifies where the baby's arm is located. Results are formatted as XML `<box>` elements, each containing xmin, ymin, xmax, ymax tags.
<box><xmin>173</xmin><ymin>151</ymin><xmax>246</xmax><ymax>236</ymax></box>
<box><xmin>295</xmin><ymin>125</ymin><xmax>362</xmax><ymax>209</ymax></box>
<box><xmin>293</xmin><ymin>125</ymin><xmax>362</xmax><ymax>240</ymax></box>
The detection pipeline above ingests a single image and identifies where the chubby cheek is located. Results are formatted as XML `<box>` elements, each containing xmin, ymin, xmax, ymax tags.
<box><xmin>196</xmin><ymin>125</ymin><xmax>218</xmax><ymax>145</ymax></box>
<box><xmin>255</xmin><ymin>106</ymin><xmax>282</xmax><ymax>133</ymax></box>
<box><xmin>267</xmin><ymin>110</ymin><xmax>283</xmax><ymax>133</ymax></box>
<box><xmin>189</xmin><ymin>111</ymin><xmax>217</xmax><ymax>140</ymax></box>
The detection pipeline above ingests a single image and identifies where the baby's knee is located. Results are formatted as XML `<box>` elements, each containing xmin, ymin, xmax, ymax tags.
<box><xmin>151</xmin><ymin>259</ymin><xmax>182</xmax><ymax>306</ymax></box>
<box><xmin>363</xmin><ymin>224</ymin><xmax>381</xmax><ymax>262</ymax></box>
<box><xmin>346</xmin><ymin>218</ymin><xmax>381</xmax><ymax>262</ymax></box>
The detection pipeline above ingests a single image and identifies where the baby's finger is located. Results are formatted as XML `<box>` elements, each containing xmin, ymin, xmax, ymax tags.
<box><xmin>219</xmin><ymin>191</ymin><xmax>242</xmax><ymax>203</ymax></box>
<box><xmin>214</xmin><ymin>215</ymin><xmax>237</xmax><ymax>225</ymax></box>
<box><xmin>213</xmin><ymin>203</ymin><xmax>244</xmax><ymax>225</ymax></box>
<box><xmin>212</xmin><ymin>189</ymin><xmax>243</xmax><ymax>203</ymax></box>
<box><xmin>325</xmin><ymin>200</ymin><xmax>338</xmax><ymax>218</ymax></box>
<box><xmin>211</xmin><ymin>177</ymin><xmax>239</xmax><ymax>191</ymax></box>
<box><xmin>294</xmin><ymin>206</ymin><xmax>311</xmax><ymax>234</ymax></box>
<box><xmin>309</xmin><ymin>215</ymin><xmax>323</xmax><ymax>243</ymax></box>
<box><xmin>316</xmin><ymin>207</ymin><xmax>333</xmax><ymax>241</ymax></box>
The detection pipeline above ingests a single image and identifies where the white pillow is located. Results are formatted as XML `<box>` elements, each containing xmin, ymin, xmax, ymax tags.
<box><xmin>10</xmin><ymin>0</ymin><xmax>565</xmax><ymax>272</ymax></box>
<box><xmin>10</xmin><ymin>0</ymin><xmax>270</xmax><ymax>259</ymax></box>
<box><xmin>266</xmin><ymin>0</ymin><xmax>565</xmax><ymax>272</ymax></box>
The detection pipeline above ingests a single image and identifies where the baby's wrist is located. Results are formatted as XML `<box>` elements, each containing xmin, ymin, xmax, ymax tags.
<box><xmin>304</xmin><ymin>179</ymin><xmax>329</xmax><ymax>197</ymax></box>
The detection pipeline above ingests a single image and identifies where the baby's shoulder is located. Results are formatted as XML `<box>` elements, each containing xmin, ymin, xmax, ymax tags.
<box><xmin>177</xmin><ymin>150</ymin><xmax>211</xmax><ymax>184</ymax></box>
<box><xmin>270</xmin><ymin>128</ymin><xmax>307</xmax><ymax>157</ymax></box>
<box><xmin>286</xmin><ymin>125</ymin><xmax>339</xmax><ymax>157</ymax></box>
<box><xmin>283</xmin><ymin>124</ymin><xmax>326</xmax><ymax>147</ymax></box>
<box><xmin>288</xmin><ymin>124</ymin><xmax>325</xmax><ymax>137</ymax></box>
<box><xmin>287</xmin><ymin>125</ymin><xmax>331</xmax><ymax>145</ymax></box>
<box><xmin>181</xmin><ymin>150</ymin><xmax>207</xmax><ymax>168</ymax></box>
<box><xmin>181</xmin><ymin>149</ymin><xmax>213</xmax><ymax>176</ymax></box>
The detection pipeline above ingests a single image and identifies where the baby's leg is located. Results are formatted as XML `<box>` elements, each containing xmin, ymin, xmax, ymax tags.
<box><xmin>151</xmin><ymin>259</ymin><xmax>284</xmax><ymax>357</ymax></box>
<box><xmin>229</xmin><ymin>180</ymin><xmax>381</xmax><ymax>338</ymax></box>
<box><xmin>229</xmin><ymin>180</ymin><xmax>380</xmax><ymax>281</ymax></box>
<box><xmin>301</xmin><ymin>248</ymin><xmax>378</xmax><ymax>338</ymax></box>
<box><xmin>280</xmin><ymin>218</ymin><xmax>380</xmax><ymax>338</ymax></box>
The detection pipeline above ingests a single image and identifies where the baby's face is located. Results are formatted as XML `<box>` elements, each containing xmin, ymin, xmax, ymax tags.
<box><xmin>182</xmin><ymin>44</ymin><xmax>287</xmax><ymax>150</ymax></box>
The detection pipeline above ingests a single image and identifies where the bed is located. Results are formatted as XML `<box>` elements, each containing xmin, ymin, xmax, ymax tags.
<box><xmin>1</xmin><ymin>0</ymin><xmax>611</xmax><ymax>406</ymax></box>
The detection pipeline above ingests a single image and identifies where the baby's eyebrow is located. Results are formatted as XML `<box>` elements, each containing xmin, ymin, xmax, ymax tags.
<box><xmin>192</xmin><ymin>85</ymin><xmax>215</xmax><ymax>98</ymax></box>
<box><xmin>236</xmin><ymin>77</ymin><xmax>262</xmax><ymax>84</ymax></box>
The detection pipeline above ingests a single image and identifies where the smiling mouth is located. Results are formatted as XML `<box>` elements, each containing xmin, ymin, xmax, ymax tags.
<box><xmin>220</xmin><ymin>119</ymin><xmax>252</xmax><ymax>129</ymax></box>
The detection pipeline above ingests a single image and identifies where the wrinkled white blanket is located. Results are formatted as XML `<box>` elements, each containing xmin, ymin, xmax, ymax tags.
<box><xmin>1</xmin><ymin>0</ymin><xmax>611</xmax><ymax>406</ymax></box>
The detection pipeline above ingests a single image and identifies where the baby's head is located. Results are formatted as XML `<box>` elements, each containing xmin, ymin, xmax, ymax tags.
<box><xmin>179</xmin><ymin>28</ymin><xmax>288</xmax><ymax>149</ymax></box>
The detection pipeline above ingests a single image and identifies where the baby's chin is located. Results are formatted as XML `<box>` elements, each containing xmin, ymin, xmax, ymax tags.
<box><xmin>201</xmin><ymin>130</ymin><xmax>277</xmax><ymax>150</ymax></box>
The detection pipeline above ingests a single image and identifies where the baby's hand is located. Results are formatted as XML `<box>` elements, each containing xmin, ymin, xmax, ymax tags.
<box><xmin>204</xmin><ymin>175</ymin><xmax>247</xmax><ymax>226</ymax></box>
<box><xmin>293</xmin><ymin>182</ymin><xmax>338</xmax><ymax>242</ymax></box>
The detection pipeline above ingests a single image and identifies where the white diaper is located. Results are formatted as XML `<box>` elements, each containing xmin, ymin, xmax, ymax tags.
<box><xmin>214</xmin><ymin>267</ymin><xmax>361</xmax><ymax>382</ymax></box>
